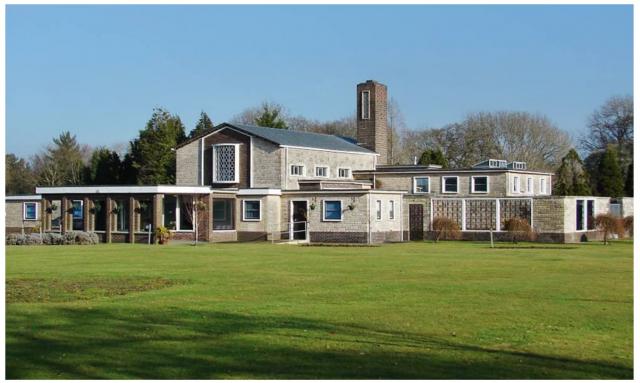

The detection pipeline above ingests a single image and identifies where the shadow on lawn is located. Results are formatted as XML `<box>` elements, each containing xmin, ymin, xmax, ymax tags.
<box><xmin>6</xmin><ymin>307</ymin><xmax>632</xmax><ymax>379</ymax></box>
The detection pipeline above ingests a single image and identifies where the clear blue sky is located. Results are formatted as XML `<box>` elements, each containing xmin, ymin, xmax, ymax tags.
<box><xmin>6</xmin><ymin>5</ymin><xmax>633</xmax><ymax>158</ymax></box>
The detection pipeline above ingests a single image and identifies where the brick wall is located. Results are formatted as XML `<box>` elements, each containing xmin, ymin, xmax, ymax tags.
<box><xmin>176</xmin><ymin>139</ymin><xmax>200</xmax><ymax>185</ymax></box>
<box><xmin>356</xmin><ymin>80</ymin><xmax>388</xmax><ymax>164</ymax></box>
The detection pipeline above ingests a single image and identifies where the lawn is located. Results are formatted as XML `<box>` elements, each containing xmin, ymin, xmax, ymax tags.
<box><xmin>5</xmin><ymin>240</ymin><xmax>633</xmax><ymax>379</ymax></box>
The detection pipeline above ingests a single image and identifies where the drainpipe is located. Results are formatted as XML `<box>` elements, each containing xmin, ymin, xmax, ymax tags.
<box><xmin>368</xmin><ymin>192</ymin><xmax>372</xmax><ymax>244</ymax></box>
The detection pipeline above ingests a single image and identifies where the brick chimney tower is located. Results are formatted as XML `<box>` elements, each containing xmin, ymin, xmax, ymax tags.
<box><xmin>356</xmin><ymin>80</ymin><xmax>388</xmax><ymax>165</ymax></box>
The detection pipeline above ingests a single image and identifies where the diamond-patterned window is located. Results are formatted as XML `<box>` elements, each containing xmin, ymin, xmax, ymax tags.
<box><xmin>213</xmin><ymin>144</ymin><xmax>239</xmax><ymax>183</ymax></box>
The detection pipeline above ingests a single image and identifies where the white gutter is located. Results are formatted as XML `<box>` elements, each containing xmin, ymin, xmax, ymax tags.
<box><xmin>6</xmin><ymin>195</ymin><xmax>42</xmax><ymax>200</ymax></box>
<box><xmin>36</xmin><ymin>185</ymin><xmax>212</xmax><ymax>195</ymax></box>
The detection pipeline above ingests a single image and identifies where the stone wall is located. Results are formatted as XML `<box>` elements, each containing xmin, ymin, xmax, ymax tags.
<box><xmin>6</xmin><ymin>200</ymin><xmax>41</xmax><ymax>233</ymax></box>
<box><xmin>356</xmin><ymin>80</ymin><xmax>388</xmax><ymax>164</ymax></box>
<box><xmin>621</xmin><ymin>197</ymin><xmax>634</xmax><ymax>217</ymax></box>
<box><xmin>372</xmin><ymin>172</ymin><xmax>508</xmax><ymax>197</ymax></box>
<box><xmin>505</xmin><ymin>172</ymin><xmax>553</xmax><ymax>197</ymax></box>
<box><xmin>252</xmin><ymin>138</ymin><xmax>282</xmax><ymax>188</ymax></box>
<box><xmin>284</xmin><ymin>147</ymin><xmax>377</xmax><ymax>190</ymax></box>
<box><xmin>176</xmin><ymin>139</ymin><xmax>200</xmax><ymax>185</ymax></box>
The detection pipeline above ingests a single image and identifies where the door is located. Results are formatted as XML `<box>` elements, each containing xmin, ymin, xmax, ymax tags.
<box><xmin>409</xmin><ymin>204</ymin><xmax>424</xmax><ymax>241</ymax></box>
<box><xmin>291</xmin><ymin>201</ymin><xmax>308</xmax><ymax>240</ymax></box>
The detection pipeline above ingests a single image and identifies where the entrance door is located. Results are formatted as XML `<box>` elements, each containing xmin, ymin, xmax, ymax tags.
<box><xmin>291</xmin><ymin>201</ymin><xmax>308</xmax><ymax>240</ymax></box>
<box><xmin>409</xmin><ymin>204</ymin><xmax>424</xmax><ymax>241</ymax></box>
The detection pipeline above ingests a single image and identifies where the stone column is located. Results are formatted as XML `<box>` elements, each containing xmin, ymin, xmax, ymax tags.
<box><xmin>128</xmin><ymin>196</ymin><xmax>136</xmax><ymax>243</ymax></box>
<box><xmin>41</xmin><ymin>199</ymin><xmax>50</xmax><ymax>232</ymax></box>
<box><xmin>61</xmin><ymin>197</ymin><xmax>69</xmax><ymax>234</ymax></box>
<box><xmin>152</xmin><ymin>194</ymin><xmax>163</xmax><ymax>243</ymax></box>
<box><xmin>83</xmin><ymin>197</ymin><xmax>91</xmax><ymax>232</ymax></box>
<box><xmin>105</xmin><ymin>197</ymin><xmax>113</xmax><ymax>243</ymax></box>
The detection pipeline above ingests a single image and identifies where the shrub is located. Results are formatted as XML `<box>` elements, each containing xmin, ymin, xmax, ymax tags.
<box><xmin>155</xmin><ymin>226</ymin><xmax>172</xmax><ymax>244</ymax></box>
<box><xmin>30</xmin><ymin>224</ymin><xmax>41</xmax><ymax>234</ymax></box>
<box><xmin>503</xmin><ymin>217</ymin><xmax>536</xmax><ymax>244</ymax></box>
<box><xmin>594</xmin><ymin>214</ymin><xmax>624</xmax><ymax>245</ymax></box>
<box><xmin>6</xmin><ymin>233</ymin><xmax>42</xmax><ymax>245</ymax></box>
<box><xmin>431</xmin><ymin>217</ymin><xmax>461</xmax><ymax>242</ymax></box>
<box><xmin>76</xmin><ymin>231</ymin><xmax>100</xmax><ymax>245</ymax></box>
<box><xmin>623</xmin><ymin>216</ymin><xmax>633</xmax><ymax>237</ymax></box>
<box><xmin>62</xmin><ymin>232</ymin><xmax>78</xmax><ymax>245</ymax></box>
<box><xmin>42</xmin><ymin>232</ymin><xmax>64</xmax><ymax>245</ymax></box>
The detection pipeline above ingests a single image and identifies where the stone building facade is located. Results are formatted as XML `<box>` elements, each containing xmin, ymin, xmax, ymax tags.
<box><xmin>8</xmin><ymin>80</ymin><xmax>633</xmax><ymax>244</ymax></box>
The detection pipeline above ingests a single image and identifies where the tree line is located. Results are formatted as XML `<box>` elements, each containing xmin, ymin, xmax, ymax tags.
<box><xmin>6</xmin><ymin>95</ymin><xmax>633</xmax><ymax>198</ymax></box>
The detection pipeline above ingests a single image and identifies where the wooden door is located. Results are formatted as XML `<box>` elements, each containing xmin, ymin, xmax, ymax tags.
<box><xmin>409</xmin><ymin>204</ymin><xmax>424</xmax><ymax>241</ymax></box>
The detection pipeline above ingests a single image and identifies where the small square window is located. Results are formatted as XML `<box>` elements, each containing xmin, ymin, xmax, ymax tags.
<box><xmin>290</xmin><ymin>165</ymin><xmax>305</xmax><ymax>176</ymax></box>
<box><xmin>315</xmin><ymin>166</ymin><xmax>328</xmax><ymax>177</ymax></box>
<box><xmin>323</xmin><ymin>200</ymin><xmax>342</xmax><ymax>221</ymax></box>
<box><xmin>243</xmin><ymin>200</ymin><xmax>261</xmax><ymax>221</ymax></box>
<box><xmin>338</xmin><ymin>168</ymin><xmax>351</xmax><ymax>178</ymax></box>
<box><xmin>414</xmin><ymin>177</ymin><xmax>430</xmax><ymax>193</ymax></box>
<box><xmin>442</xmin><ymin>176</ymin><xmax>458</xmax><ymax>193</ymax></box>
<box><xmin>23</xmin><ymin>202</ymin><xmax>38</xmax><ymax>220</ymax></box>
<box><xmin>471</xmin><ymin>176</ymin><xmax>488</xmax><ymax>193</ymax></box>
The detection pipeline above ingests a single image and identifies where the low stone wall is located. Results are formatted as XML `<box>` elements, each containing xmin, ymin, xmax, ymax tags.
<box><xmin>310</xmin><ymin>231</ymin><xmax>368</xmax><ymax>243</ymax></box>
<box><xmin>211</xmin><ymin>230</ymin><xmax>238</xmax><ymax>242</ymax></box>
<box><xmin>237</xmin><ymin>231</ymin><xmax>268</xmax><ymax>242</ymax></box>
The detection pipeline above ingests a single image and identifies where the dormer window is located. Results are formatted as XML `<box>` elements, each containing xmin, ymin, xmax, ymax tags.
<box><xmin>212</xmin><ymin>144</ymin><xmax>240</xmax><ymax>183</ymax></box>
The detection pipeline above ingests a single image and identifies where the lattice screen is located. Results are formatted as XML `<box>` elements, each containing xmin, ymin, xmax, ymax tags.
<box><xmin>466</xmin><ymin>200</ymin><xmax>496</xmax><ymax>230</ymax></box>
<box><xmin>500</xmin><ymin>199</ymin><xmax>531</xmax><ymax>230</ymax></box>
<box><xmin>432</xmin><ymin>200</ymin><xmax>463</xmax><ymax>227</ymax></box>
<box><xmin>214</xmin><ymin>145</ymin><xmax>236</xmax><ymax>182</ymax></box>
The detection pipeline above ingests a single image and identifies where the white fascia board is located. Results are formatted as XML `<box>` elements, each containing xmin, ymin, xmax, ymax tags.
<box><xmin>36</xmin><ymin>185</ymin><xmax>212</xmax><ymax>195</ymax></box>
<box><xmin>283</xmin><ymin>190</ymin><xmax>407</xmax><ymax>195</ymax></box>
<box><xmin>6</xmin><ymin>195</ymin><xmax>42</xmax><ymax>200</ymax></box>
<box><xmin>280</xmin><ymin>145</ymin><xmax>378</xmax><ymax>156</ymax></box>
<box><xmin>237</xmin><ymin>188</ymin><xmax>282</xmax><ymax>196</ymax></box>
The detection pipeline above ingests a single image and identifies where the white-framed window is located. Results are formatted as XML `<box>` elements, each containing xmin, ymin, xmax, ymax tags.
<box><xmin>442</xmin><ymin>176</ymin><xmax>459</xmax><ymax>193</ymax></box>
<box><xmin>471</xmin><ymin>176</ymin><xmax>489</xmax><ymax>193</ymax></box>
<box><xmin>23</xmin><ymin>202</ymin><xmax>39</xmax><ymax>220</ymax></box>
<box><xmin>376</xmin><ymin>200</ymin><xmax>382</xmax><ymax>220</ymax></box>
<box><xmin>323</xmin><ymin>200</ymin><xmax>343</xmax><ymax>221</ymax></box>
<box><xmin>361</xmin><ymin>91</ymin><xmax>370</xmax><ymax>120</ymax></box>
<box><xmin>290</xmin><ymin>164</ymin><xmax>305</xmax><ymax>176</ymax></box>
<box><xmin>413</xmin><ymin>177</ymin><xmax>430</xmax><ymax>194</ymax></box>
<box><xmin>212</xmin><ymin>143</ymin><xmax>240</xmax><ymax>183</ymax></box>
<box><xmin>512</xmin><ymin>176</ymin><xmax>521</xmax><ymax>193</ymax></box>
<box><xmin>338</xmin><ymin>168</ymin><xmax>351</xmax><ymax>178</ymax></box>
<box><xmin>315</xmin><ymin>166</ymin><xmax>329</xmax><ymax>178</ymax></box>
<box><xmin>389</xmin><ymin>200</ymin><xmax>395</xmax><ymax>220</ymax></box>
<box><xmin>526</xmin><ymin>177</ymin><xmax>533</xmax><ymax>194</ymax></box>
<box><xmin>162</xmin><ymin>195</ymin><xmax>194</xmax><ymax>231</ymax></box>
<box><xmin>242</xmin><ymin>200</ymin><xmax>261</xmax><ymax>221</ymax></box>
<box><xmin>540</xmin><ymin>177</ymin><xmax>548</xmax><ymax>195</ymax></box>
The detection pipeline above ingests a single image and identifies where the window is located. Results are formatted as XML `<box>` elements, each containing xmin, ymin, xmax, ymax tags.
<box><xmin>163</xmin><ymin>195</ymin><xmax>177</xmax><ymax>230</ymax></box>
<box><xmin>323</xmin><ymin>200</ymin><xmax>342</xmax><ymax>221</ymax></box>
<box><xmin>512</xmin><ymin>176</ymin><xmax>521</xmax><ymax>193</ymax></box>
<box><xmin>389</xmin><ymin>200</ymin><xmax>395</xmax><ymax>220</ymax></box>
<box><xmin>213</xmin><ymin>199</ymin><xmax>234</xmax><ymax>230</ymax></box>
<box><xmin>290</xmin><ymin>165</ymin><xmax>305</xmax><ymax>176</ymax></box>
<box><xmin>540</xmin><ymin>178</ymin><xmax>548</xmax><ymax>195</ymax></box>
<box><xmin>212</xmin><ymin>144</ymin><xmax>240</xmax><ymax>183</ymax></box>
<box><xmin>23</xmin><ymin>202</ymin><xmax>38</xmax><ymax>220</ymax></box>
<box><xmin>576</xmin><ymin>199</ymin><xmax>585</xmax><ymax>231</ymax></box>
<box><xmin>93</xmin><ymin>200</ymin><xmax>106</xmax><ymax>231</ymax></box>
<box><xmin>137</xmin><ymin>199</ymin><xmax>153</xmax><ymax>232</ymax></box>
<box><xmin>361</xmin><ymin>91</ymin><xmax>370</xmax><ymax>120</ymax></box>
<box><xmin>243</xmin><ymin>200</ymin><xmax>261</xmax><ymax>221</ymax></box>
<box><xmin>114</xmin><ymin>199</ymin><xmax>129</xmax><ymax>232</ymax></box>
<box><xmin>413</xmin><ymin>177</ymin><xmax>430</xmax><ymax>193</ymax></box>
<box><xmin>338</xmin><ymin>168</ymin><xmax>351</xmax><ymax>178</ymax></box>
<box><xmin>72</xmin><ymin>200</ymin><xmax>84</xmax><ymax>230</ymax></box>
<box><xmin>471</xmin><ymin>176</ymin><xmax>489</xmax><ymax>193</ymax></box>
<box><xmin>442</xmin><ymin>176</ymin><xmax>459</xmax><ymax>193</ymax></box>
<box><xmin>587</xmin><ymin>200</ymin><xmax>595</xmax><ymax>230</ymax></box>
<box><xmin>376</xmin><ymin>200</ymin><xmax>382</xmax><ymax>220</ymax></box>
<box><xmin>526</xmin><ymin>177</ymin><xmax>533</xmax><ymax>194</ymax></box>
<box><xmin>315</xmin><ymin>166</ymin><xmax>328</xmax><ymax>178</ymax></box>
<box><xmin>179</xmin><ymin>197</ymin><xmax>194</xmax><ymax>231</ymax></box>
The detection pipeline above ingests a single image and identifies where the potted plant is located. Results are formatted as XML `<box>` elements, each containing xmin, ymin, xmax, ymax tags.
<box><xmin>309</xmin><ymin>203</ymin><xmax>316</xmax><ymax>210</ymax></box>
<box><xmin>348</xmin><ymin>203</ymin><xmax>356</xmax><ymax>211</ymax></box>
<box><xmin>155</xmin><ymin>226</ymin><xmax>171</xmax><ymax>245</ymax></box>
<box><xmin>46</xmin><ymin>204</ymin><xmax>58</xmax><ymax>214</ymax></box>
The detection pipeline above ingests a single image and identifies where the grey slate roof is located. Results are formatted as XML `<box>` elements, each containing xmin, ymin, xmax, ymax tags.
<box><xmin>177</xmin><ymin>122</ymin><xmax>375</xmax><ymax>154</ymax></box>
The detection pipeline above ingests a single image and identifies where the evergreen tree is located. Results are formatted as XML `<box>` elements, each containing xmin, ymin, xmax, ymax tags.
<box><xmin>32</xmin><ymin>131</ymin><xmax>86</xmax><ymax>186</ymax></box>
<box><xmin>188</xmin><ymin>111</ymin><xmax>215</xmax><ymax>138</ymax></box>
<box><xmin>596</xmin><ymin>146</ymin><xmax>624</xmax><ymax>197</ymax></box>
<box><xmin>120</xmin><ymin>152</ymin><xmax>138</xmax><ymax>185</ymax></box>
<box><xmin>624</xmin><ymin>162</ymin><xmax>633</xmax><ymax>197</ymax></box>
<box><xmin>85</xmin><ymin>147</ymin><xmax>122</xmax><ymax>185</ymax></box>
<box><xmin>255</xmin><ymin>103</ymin><xmax>287</xmax><ymax>129</ymax></box>
<box><xmin>553</xmin><ymin>149</ymin><xmax>591</xmax><ymax>196</ymax></box>
<box><xmin>130</xmin><ymin>108</ymin><xmax>187</xmax><ymax>185</ymax></box>
<box><xmin>418</xmin><ymin>149</ymin><xmax>448</xmax><ymax>167</ymax></box>
<box><xmin>6</xmin><ymin>153</ymin><xmax>37</xmax><ymax>195</ymax></box>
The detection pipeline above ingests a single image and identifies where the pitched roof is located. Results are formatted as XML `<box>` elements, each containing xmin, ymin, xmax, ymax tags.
<box><xmin>178</xmin><ymin>122</ymin><xmax>376</xmax><ymax>154</ymax></box>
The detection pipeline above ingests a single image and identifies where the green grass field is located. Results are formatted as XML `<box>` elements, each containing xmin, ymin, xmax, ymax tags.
<box><xmin>5</xmin><ymin>240</ymin><xmax>633</xmax><ymax>379</ymax></box>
